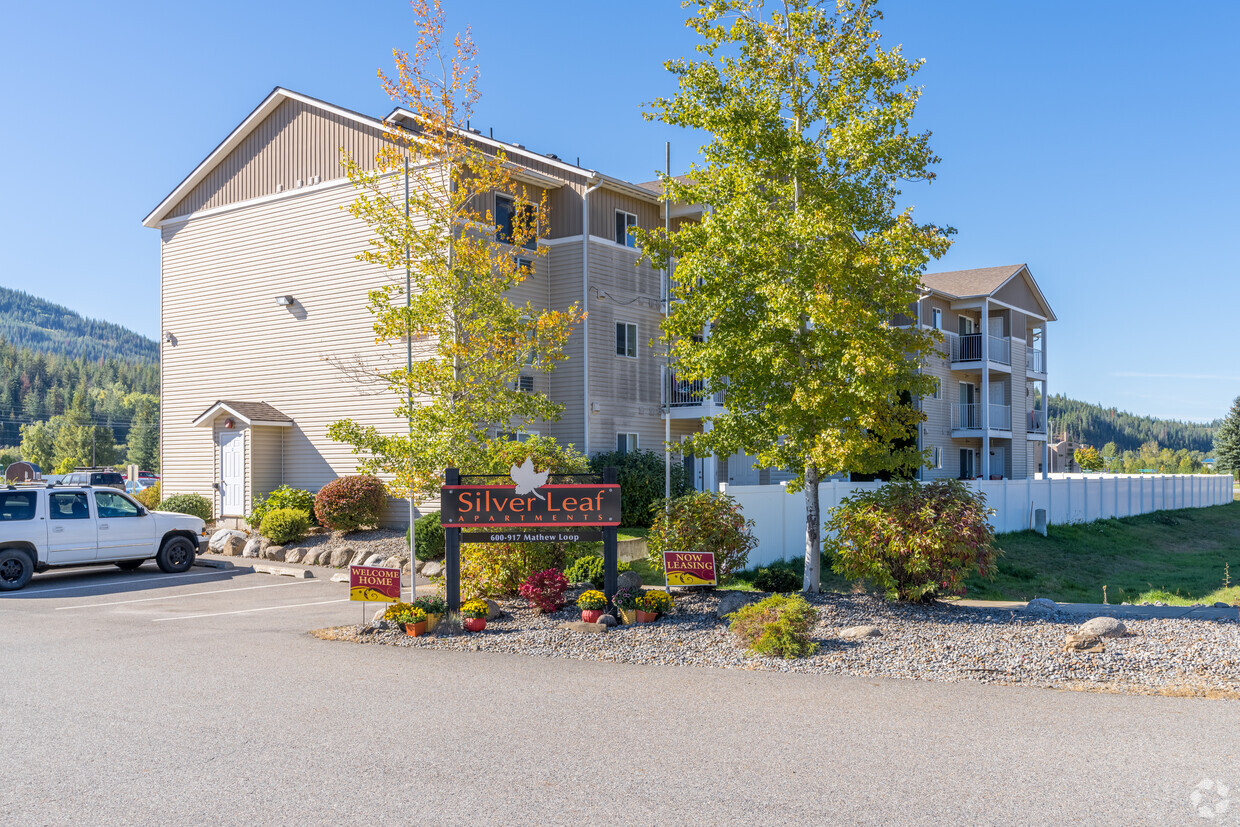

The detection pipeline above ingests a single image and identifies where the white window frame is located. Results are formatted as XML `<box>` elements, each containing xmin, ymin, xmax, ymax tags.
<box><xmin>931</xmin><ymin>308</ymin><xmax>942</xmax><ymax>330</ymax></box>
<box><xmin>496</xmin><ymin>429</ymin><xmax>539</xmax><ymax>443</ymax></box>
<box><xmin>617</xmin><ymin>432</ymin><xmax>639</xmax><ymax>454</ymax></box>
<box><xmin>496</xmin><ymin>194</ymin><xmax>537</xmax><ymax>251</ymax></box>
<box><xmin>516</xmin><ymin>375</ymin><xmax>535</xmax><ymax>393</ymax></box>
<box><xmin>931</xmin><ymin>446</ymin><xmax>942</xmax><ymax>469</ymax></box>
<box><xmin>615</xmin><ymin>321</ymin><xmax>638</xmax><ymax>358</ymax></box>
<box><xmin>514</xmin><ymin>256</ymin><xmax>534</xmax><ymax>275</ymax></box>
<box><xmin>614</xmin><ymin>210</ymin><xmax>637</xmax><ymax>248</ymax></box>
<box><xmin>931</xmin><ymin>377</ymin><xmax>942</xmax><ymax>400</ymax></box>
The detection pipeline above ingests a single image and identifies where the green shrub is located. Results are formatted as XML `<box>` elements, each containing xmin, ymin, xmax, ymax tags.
<box><xmin>406</xmin><ymin>511</ymin><xmax>445</xmax><ymax>561</ymax></box>
<box><xmin>647</xmin><ymin>491</ymin><xmax>756</xmax><ymax>585</ymax></box>
<box><xmin>156</xmin><ymin>493</ymin><xmax>212</xmax><ymax>522</ymax></box>
<box><xmin>752</xmin><ymin>565</ymin><xmax>802</xmax><ymax>594</ymax></box>
<box><xmin>728</xmin><ymin>594</ymin><xmax>819</xmax><ymax>659</ymax></box>
<box><xmin>562</xmin><ymin>554</ymin><xmax>631</xmax><ymax>588</ymax></box>
<box><xmin>588</xmin><ymin>449</ymin><xmax>693</xmax><ymax>528</ymax></box>
<box><xmin>260</xmin><ymin>507</ymin><xmax>310</xmax><ymax>544</ymax></box>
<box><xmin>248</xmin><ymin>485</ymin><xmax>317</xmax><ymax>529</ymax></box>
<box><xmin>460</xmin><ymin>436</ymin><xmax>597</xmax><ymax>599</ymax></box>
<box><xmin>825</xmin><ymin>478</ymin><xmax>998</xmax><ymax>602</ymax></box>
<box><xmin>314</xmin><ymin>475</ymin><xmax>387</xmax><ymax>532</ymax></box>
<box><xmin>135</xmin><ymin>481</ymin><xmax>160</xmax><ymax>509</ymax></box>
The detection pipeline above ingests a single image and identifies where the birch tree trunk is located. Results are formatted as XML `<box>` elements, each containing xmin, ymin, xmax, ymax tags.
<box><xmin>803</xmin><ymin>462</ymin><xmax>821</xmax><ymax>592</ymax></box>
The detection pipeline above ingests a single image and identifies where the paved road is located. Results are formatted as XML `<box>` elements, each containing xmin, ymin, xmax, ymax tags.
<box><xmin>2</xmin><ymin>563</ymin><xmax>1238</xmax><ymax>825</ymax></box>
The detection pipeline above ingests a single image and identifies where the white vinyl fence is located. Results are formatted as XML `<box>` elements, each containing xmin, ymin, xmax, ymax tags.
<box><xmin>721</xmin><ymin>474</ymin><xmax>1235</xmax><ymax>568</ymax></box>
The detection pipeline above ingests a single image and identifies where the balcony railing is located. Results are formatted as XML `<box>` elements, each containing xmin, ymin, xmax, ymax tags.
<box><xmin>947</xmin><ymin>332</ymin><xmax>1011</xmax><ymax>366</ymax></box>
<box><xmin>1028</xmin><ymin>409</ymin><xmax>1046</xmax><ymax>433</ymax></box>
<box><xmin>667</xmin><ymin>369</ymin><xmax>723</xmax><ymax>408</ymax></box>
<box><xmin>988</xmin><ymin>335</ymin><xmax>1011</xmax><ymax>366</ymax></box>
<box><xmin>1026</xmin><ymin>348</ymin><xmax>1045</xmax><ymax>374</ymax></box>
<box><xmin>951</xmin><ymin>403</ymin><xmax>1012</xmax><ymax>431</ymax></box>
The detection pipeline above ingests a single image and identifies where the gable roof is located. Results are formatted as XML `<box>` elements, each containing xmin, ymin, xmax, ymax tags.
<box><xmin>922</xmin><ymin>263</ymin><xmax>1057</xmax><ymax>321</ymax></box>
<box><xmin>192</xmin><ymin>400</ymin><xmax>293</xmax><ymax>427</ymax></box>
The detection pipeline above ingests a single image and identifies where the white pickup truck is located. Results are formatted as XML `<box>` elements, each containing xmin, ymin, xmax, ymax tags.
<box><xmin>0</xmin><ymin>485</ymin><xmax>210</xmax><ymax>591</ymax></box>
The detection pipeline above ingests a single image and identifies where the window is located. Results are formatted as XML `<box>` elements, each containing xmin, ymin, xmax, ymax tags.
<box><xmin>514</xmin><ymin>257</ymin><xmax>534</xmax><ymax>275</ymax></box>
<box><xmin>931</xmin><ymin>446</ymin><xmax>943</xmax><ymax>469</ymax></box>
<box><xmin>614</xmin><ymin>210</ymin><xmax>637</xmax><ymax>247</ymax></box>
<box><xmin>0</xmin><ymin>492</ymin><xmax>36</xmax><ymax>521</ymax></box>
<box><xmin>516</xmin><ymin>375</ymin><xmax>535</xmax><ymax>393</ymax></box>
<box><xmin>931</xmin><ymin>308</ymin><xmax>942</xmax><ymax>330</ymax></box>
<box><xmin>49</xmin><ymin>492</ymin><xmax>90</xmax><ymax>520</ymax></box>
<box><xmin>931</xmin><ymin>378</ymin><xmax>942</xmax><ymax>400</ymax></box>
<box><xmin>496</xmin><ymin>195</ymin><xmax>536</xmax><ymax>250</ymax></box>
<box><xmin>496</xmin><ymin>430</ymin><xmax>538</xmax><ymax>443</ymax></box>
<box><xmin>615</xmin><ymin>322</ymin><xmax>637</xmax><ymax>358</ymax></box>
<box><xmin>617</xmin><ymin>433</ymin><xmax>639</xmax><ymax>454</ymax></box>
<box><xmin>95</xmin><ymin>491</ymin><xmax>139</xmax><ymax>519</ymax></box>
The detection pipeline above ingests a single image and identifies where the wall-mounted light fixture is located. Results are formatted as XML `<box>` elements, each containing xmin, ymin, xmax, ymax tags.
<box><xmin>275</xmin><ymin>295</ymin><xmax>295</xmax><ymax>307</ymax></box>
<box><xmin>163</xmin><ymin>332</ymin><xmax>175</xmax><ymax>343</ymax></box>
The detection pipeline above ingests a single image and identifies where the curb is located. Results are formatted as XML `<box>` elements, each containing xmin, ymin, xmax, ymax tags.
<box><xmin>194</xmin><ymin>558</ymin><xmax>240</xmax><ymax>570</ymax></box>
<box><xmin>253</xmin><ymin>564</ymin><xmax>313</xmax><ymax>579</ymax></box>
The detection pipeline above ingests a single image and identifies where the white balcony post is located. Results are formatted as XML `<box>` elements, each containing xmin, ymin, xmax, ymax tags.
<box><xmin>981</xmin><ymin>300</ymin><xmax>990</xmax><ymax>479</ymax></box>
<box><xmin>1041</xmin><ymin>323</ymin><xmax>1049</xmax><ymax>479</ymax></box>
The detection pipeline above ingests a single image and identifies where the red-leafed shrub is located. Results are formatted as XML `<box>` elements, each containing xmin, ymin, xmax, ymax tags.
<box><xmin>313</xmin><ymin>475</ymin><xmax>388</xmax><ymax>532</ymax></box>
<box><xmin>518</xmin><ymin>568</ymin><xmax>571</xmax><ymax>614</ymax></box>
<box><xmin>825</xmin><ymin>479</ymin><xmax>998</xmax><ymax>602</ymax></box>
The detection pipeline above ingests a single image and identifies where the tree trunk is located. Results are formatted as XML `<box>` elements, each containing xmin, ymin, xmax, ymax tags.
<box><xmin>803</xmin><ymin>462</ymin><xmax>820</xmax><ymax>593</ymax></box>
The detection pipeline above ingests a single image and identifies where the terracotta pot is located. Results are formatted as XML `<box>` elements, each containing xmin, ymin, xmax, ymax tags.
<box><xmin>404</xmin><ymin>621</ymin><xmax>428</xmax><ymax>637</ymax></box>
<box><xmin>463</xmin><ymin>617</ymin><xmax>487</xmax><ymax>632</ymax></box>
<box><xmin>581</xmin><ymin>609</ymin><xmax>603</xmax><ymax>623</ymax></box>
<box><xmin>634</xmin><ymin>609</ymin><xmax>659</xmax><ymax>623</ymax></box>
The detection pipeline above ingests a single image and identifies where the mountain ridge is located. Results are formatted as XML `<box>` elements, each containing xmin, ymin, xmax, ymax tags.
<box><xmin>0</xmin><ymin>285</ymin><xmax>158</xmax><ymax>363</ymax></box>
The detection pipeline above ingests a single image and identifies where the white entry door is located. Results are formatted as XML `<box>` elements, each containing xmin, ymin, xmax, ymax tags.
<box><xmin>990</xmin><ymin>446</ymin><xmax>1006</xmax><ymax>479</ymax></box>
<box><xmin>220</xmin><ymin>431</ymin><xmax>245</xmax><ymax>516</ymax></box>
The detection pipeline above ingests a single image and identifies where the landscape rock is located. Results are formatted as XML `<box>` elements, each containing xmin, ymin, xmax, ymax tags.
<box><xmin>348</xmin><ymin>548</ymin><xmax>368</xmax><ymax>568</ymax></box>
<box><xmin>364</xmin><ymin>553</ymin><xmax>387</xmax><ymax>568</ymax></box>
<box><xmin>382</xmin><ymin>556</ymin><xmax>403</xmax><ymax>570</ymax></box>
<box><xmin>284</xmin><ymin>549</ymin><xmax>304</xmax><ymax>564</ymax></box>
<box><xmin>264</xmin><ymin>546</ymin><xmax>286</xmax><ymax>563</ymax></box>
<box><xmin>838</xmin><ymin>625</ymin><xmax>883</xmax><ymax>640</ymax></box>
<box><xmin>1024</xmin><ymin>598</ymin><xmax>1058</xmax><ymax>614</ymax></box>
<box><xmin>221</xmin><ymin>535</ymin><xmax>246</xmax><ymax>557</ymax></box>
<box><xmin>557</xmin><ymin>621</ymin><xmax>607</xmax><ymax>634</ymax></box>
<box><xmin>329</xmin><ymin>548</ymin><xmax>352</xmax><ymax>568</ymax></box>
<box><xmin>1078</xmin><ymin>617</ymin><xmax>1126</xmax><ymax>638</ymax></box>
<box><xmin>616</xmin><ymin>571</ymin><xmax>643</xmax><ymax>593</ymax></box>
<box><xmin>414</xmin><ymin>559</ymin><xmax>426</xmax><ymax>573</ymax></box>
<box><xmin>1063</xmin><ymin>631</ymin><xmax>1105</xmax><ymax>653</ymax></box>
<box><xmin>300</xmin><ymin>549</ymin><xmax>321</xmax><ymax>566</ymax></box>
<box><xmin>209</xmin><ymin>528</ymin><xmax>246</xmax><ymax>553</ymax></box>
<box><xmin>240</xmin><ymin>537</ymin><xmax>263</xmax><ymax>558</ymax></box>
<box><xmin>1215</xmin><ymin>602</ymin><xmax>1232</xmax><ymax>609</ymax></box>
<box><xmin>372</xmin><ymin>608</ymin><xmax>389</xmax><ymax>623</ymax></box>
<box><xmin>422</xmin><ymin>561</ymin><xmax>444</xmax><ymax>577</ymax></box>
<box><xmin>240</xmin><ymin>542</ymin><xmax>260</xmax><ymax>559</ymax></box>
<box><xmin>402</xmin><ymin>563</ymin><xmax>412</xmax><ymax>576</ymax></box>
<box><xmin>596</xmin><ymin>613</ymin><xmax>618</xmax><ymax>627</ymax></box>
<box><xmin>486</xmin><ymin>599</ymin><xmax>502</xmax><ymax>620</ymax></box>
<box><xmin>716</xmin><ymin>592</ymin><xmax>756</xmax><ymax>619</ymax></box>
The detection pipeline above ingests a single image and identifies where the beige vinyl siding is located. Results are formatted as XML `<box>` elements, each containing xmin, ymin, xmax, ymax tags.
<box><xmin>993</xmin><ymin>274</ymin><xmax>1044</xmax><ymax>317</ymax></box>
<box><xmin>251</xmin><ymin>425</ymin><xmax>285</xmax><ymax>503</ymax></box>
<box><xmin>167</xmin><ymin>99</ymin><xmax>391</xmax><ymax>219</ymax></box>
<box><xmin>161</xmin><ymin>179</ymin><xmax>412</xmax><ymax>525</ymax></box>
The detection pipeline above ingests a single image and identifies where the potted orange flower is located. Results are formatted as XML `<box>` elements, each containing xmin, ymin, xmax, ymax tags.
<box><xmin>635</xmin><ymin>590</ymin><xmax>672</xmax><ymax>623</ymax></box>
<box><xmin>461</xmin><ymin>599</ymin><xmax>489</xmax><ymax>632</ymax></box>
<box><xmin>394</xmin><ymin>606</ymin><xmax>428</xmax><ymax>637</ymax></box>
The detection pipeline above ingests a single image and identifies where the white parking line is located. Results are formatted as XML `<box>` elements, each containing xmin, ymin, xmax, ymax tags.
<box><xmin>55</xmin><ymin>580</ymin><xmax>320</xmax><ymax>610</ymax></box>
<box><xmin>152</xmin><ymin>598</ymin><xmax>350</xmax><ymax>622</ymax></box>
<box><xmin>2</xmin><ymin>570</ymin><xmax>233</xmax><ymax>596</ymax></box>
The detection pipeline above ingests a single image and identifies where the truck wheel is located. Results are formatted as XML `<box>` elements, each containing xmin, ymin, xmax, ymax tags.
<box><xmin>0</xmin><ymin>549</ymin><xmax>34</xmax><ymax>591</ymax></box>
<box><xmin>156</xmin><ymin>537</ymin><xmax>195</xmax><ymax>574</ymax></box>
<box><xmin>115</xmin><ymin>560</ymin><xmax>145</xmax><ymax>571</ymax></box>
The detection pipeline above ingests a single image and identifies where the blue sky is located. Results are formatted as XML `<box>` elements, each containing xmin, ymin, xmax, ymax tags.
<box><xmin>1</xmin><ymin>1</ymin><xmax>1235</xmax><ymax>422</ymax></box>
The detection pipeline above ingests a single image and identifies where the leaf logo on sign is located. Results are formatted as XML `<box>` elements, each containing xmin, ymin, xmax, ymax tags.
<box><xmin>510</xmin><ymin>457</ymin><xmax>549</xmax><ymax>500</ymax></box>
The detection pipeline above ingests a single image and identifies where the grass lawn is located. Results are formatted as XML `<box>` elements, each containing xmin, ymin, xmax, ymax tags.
<box><xmin>963</xmin><ymin>501</ymin><xmax>1240</xmax><ymax>606</ymax></box>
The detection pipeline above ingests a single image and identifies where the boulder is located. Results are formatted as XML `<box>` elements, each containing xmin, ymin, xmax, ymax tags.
<box><xmin>329</xmin><ymin>548</ymin><xmax>352</xmax><ymax>568</ymax></box>
<box><xmin>240</xmin><ymin>542</ymin><xmax>260</xmax><ymax>559</ymax></box>
<box><xmin>221</xmin><ymin>535</ymin><xmax>247</xmax><ymax>557</ymax></box>
<box><xmin>838</xmin><ymin>625</ymin><xmax>883</xmax><ymax>640</ymax></box>
<box><xmin>239</xmin><ymin>536</ymin><xmax>263</xmax><ymax>558</ymax></box>
<box><xmin>284</xmin><ymin>549</ymin><xmax>304</xmax><ymax>564</ymax></box>
<box><xmin>485</xmin><ymin>599</ymin><xmax>502</xmax><ymax>620</ymax></box>
<box><xmin>557</xmin><ymin>621</ymin><xmax>607</xmax><ymax>634</ymax></box>
<box><xmin>209</xmin><ymin>528</ymin><xmax>246</xmax><ymax>553</ymax></box>
<box><xmin>264</xmin><ymin>545</ymin><xmax>286</xmax><ymax>563</ymax></box>
<box><xmin>402</xmin><ymin>563</ymin><xmax>412</xmax><ymax>576</ymax></box>
<box><xmin>300</xmin><ymin>549</ymin><xmax>321</xmax><ymax>566</ymax></box>
<box><xmin>372</xmin><ymin>608</ymin><xmax>389</xmax><ymax>623</ymax></box>
<box><xmin>616</xmin><ymin>571</ymin><xmax>643</xmax><ymax>593</ymax></box>
<box><xmin>382</xmin><ymin>556</ymin><xmax>403</xmax><ymax>571</ymax></box>
<box><xmin>1078</xmin><ymin>617</ymin><xmax>1126</xmax><ymax>638</ymax></box>
<box><xmin>1063</xmin><ymin>632</ymin><xmax>1105</xmax><ymax>653</ymax></box>
<box><xmin>422</xmin><ymin>561</ymin><xmax>444</xmax><ymax>578</ymax></box>
<box><xmin>414</xmin><ymin>559</ymin><xmax>426</xmax><ymax>573</ymax></box>
<box><xmin>1024</xmin><ymin>598</ymin><xmax>1058</xmax><ymax>614</ymax></box>
<box><xmin>596</xmin><ymin>614</ymin><xmax>618</xmax><ymax>628</ymax></box>
<box><xmin>347</xmin><ymin>548</ymin><xmax>368</xmax><ymax>568</ymax></box>
<box><xmin>716</xmin><ymin>592</ymin><xmax>757</xmax><ymax>620</ymax></box>
<box><xmin>1215</xmin><ymin>602</ymin><xmax>1232</xmax><ymax>609</ymax></box>
<box><xmin>364</xmin><ymin>553</ymin><xmax>387</xmax><ymax>568</ymax></box>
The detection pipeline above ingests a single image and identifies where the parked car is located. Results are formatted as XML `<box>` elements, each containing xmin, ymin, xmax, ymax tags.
<box><xmin>0</xmin><ymin>484</ymin><xmax>209</xmax><ymax>591</ymax></box>
<box><xmin>59</xmin><ymin>469</ymin><xmax>125</xmax><ymax>490</ymax></box>
<box><xmin>124</xmin><ymin>480</ymin><xmax>151</xmax><ymax>495</ymax></box>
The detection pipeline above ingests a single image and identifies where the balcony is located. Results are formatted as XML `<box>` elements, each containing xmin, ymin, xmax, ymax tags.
<box><xmin>666</xmin><ymin>368</ymin><xmax>724</xmax><ymax>418</ymax></box>
<box><xmin>1027</xmin><ymin>409</ymin><xmax>1048</xmax><ymax>440</ymax></box>
<box><xmin>951</xmin><ymin>403</ymin><xmax>1012</xmax><ymax>435</ymax></box>
<box><xmin>1026</xmin><ymin>348</ymin><xmax>1046</xmax><ymax>376</ymax></box>
<box><xmin>946</xmin><ymin>332</ymin><xmax>1012</xmax><ymax>372</ymax></box>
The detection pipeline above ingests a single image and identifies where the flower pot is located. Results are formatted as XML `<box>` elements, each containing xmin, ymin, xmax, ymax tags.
<box><xmin>617</xmin><ymin>607</ymin><xmax>637</xmax><ymax>625</ymax></box>
<box><xmin>634</xmin><ymin>609</ymin><xmax>659</xmax><ymax>623</ymax></box>
<box><xmin>404</xmin><ymin>621</ymin><xmax>428</xmax><ymax>637</ymax></box>
<box><xmin>581</xmin><ymin>609</ymin><xmax>603</xmax><ymax>623</ymax></box>
<box><xmin>463</xmin><ymin>617</ymin><xmax>487</xmax><ymax>632</ymax></box>
<box><xmin>425</xmin><ymin>613</ymin><xmax>441</xmax><ymax>633</ymax></box>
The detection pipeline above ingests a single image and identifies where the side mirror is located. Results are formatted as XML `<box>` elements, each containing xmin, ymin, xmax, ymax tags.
<box><xmin>137</xmin><ymin>506</ymin><xmax>148</xmax><ymax>516</ymax></box>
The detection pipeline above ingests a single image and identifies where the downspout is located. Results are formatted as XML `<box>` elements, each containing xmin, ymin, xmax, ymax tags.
<box><xmin>582</xmin><ymin>175</ymin><xmax>603</xmax><ymax>456</ymax></box>
<box><xmin>915</xmin><ymin>293</ymin><xmax>925</xmax><ymax>481</ymax></box>
<box><xmin>663</xmin><ymin>142</ymin><xmax>671</xmax><ymax>510</ymax></box>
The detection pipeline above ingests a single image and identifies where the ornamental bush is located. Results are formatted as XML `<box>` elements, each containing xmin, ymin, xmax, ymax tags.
<box><xmin>518</xmin><ymin>568</ymin><xmax>571</xmax><ymax>613</ymax></box>
<box><xmin>260</xmin><ymin>507</ymin><xmax>310</xmax><ymax>545</ymax></box>
<box><xmin>728</xmin><ymin>594</ymin><xmax>819</xmax><ymax>659</ymax></box>
<box><xmin>825</xmin><ymin>478</ymin><xmax>998</xmax><ymax>603</ymax></box>
<box><xmin>646</xmin><ymin>492</ymin><xmax>756</xmax><ymax>585</ymax></box>
<box><xmin>248</xmin><ymin>485</ymin><xmax>317</xmax><ymax>529</ymax></box>
<box><xmin>406</xmin><ymin>511</ymin><xmax>445</xmax><ymax>561</ymax></box>
<box><xmin>562</xmin><ymin>554</ymin><xmax>631</xmax><ymax>588</ymax></box>
<box><xmin>313</xmin><ymin>475</ymin><xmax>387</xmax><ymax>532</ymax></box>
<box><xmin>135</xmin><ymin>481</ymin><xmax>160</xmax><ymax>509</ymax></box>
<box><xmin>156</xmin><ymin>493</ymin><xmax>212</xmax><ymax>522</ymax></box>
<box><xmin>588</xmin><ymin>449</ymin><xmax>693</xmax><ymax>527</ymax></box>
<box><xmin>752</xmin><ymin>565</ymin><xmax>802</xmax><ymax>594</ymax></box>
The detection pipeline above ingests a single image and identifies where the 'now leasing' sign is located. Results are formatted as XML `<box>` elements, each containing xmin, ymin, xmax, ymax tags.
<box><xmin>663</xmin><ymin>551</ymin><xmax>717</xmax><ymax>587</ymax></box>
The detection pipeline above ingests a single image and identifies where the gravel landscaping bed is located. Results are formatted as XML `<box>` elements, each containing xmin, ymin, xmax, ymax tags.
<box><xmin>314</xmin><ymin>590</ymin><xmax>1240</xmax><ymax>698</ymax></box>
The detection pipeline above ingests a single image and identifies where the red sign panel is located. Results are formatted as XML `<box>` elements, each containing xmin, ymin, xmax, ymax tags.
<box><xmin>440</xmin><ymin>484</ymin><xmax>621</xmax><ymax>528</ymax></box>
<box><xmin>349</xmin><ymin>565</ymin><xmax>401</xmax><ymax>602</ymax></box>
<box><xmin>663</xmin><ymin>551</ymin><xmax>717</xmax><ymax>587</ymax></box>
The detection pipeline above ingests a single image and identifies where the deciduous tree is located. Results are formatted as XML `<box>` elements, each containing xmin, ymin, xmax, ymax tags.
<box><xmin>638</xmin><ymin>0</ymin><xmax>950</xmax><ymax>591</ymax></box>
